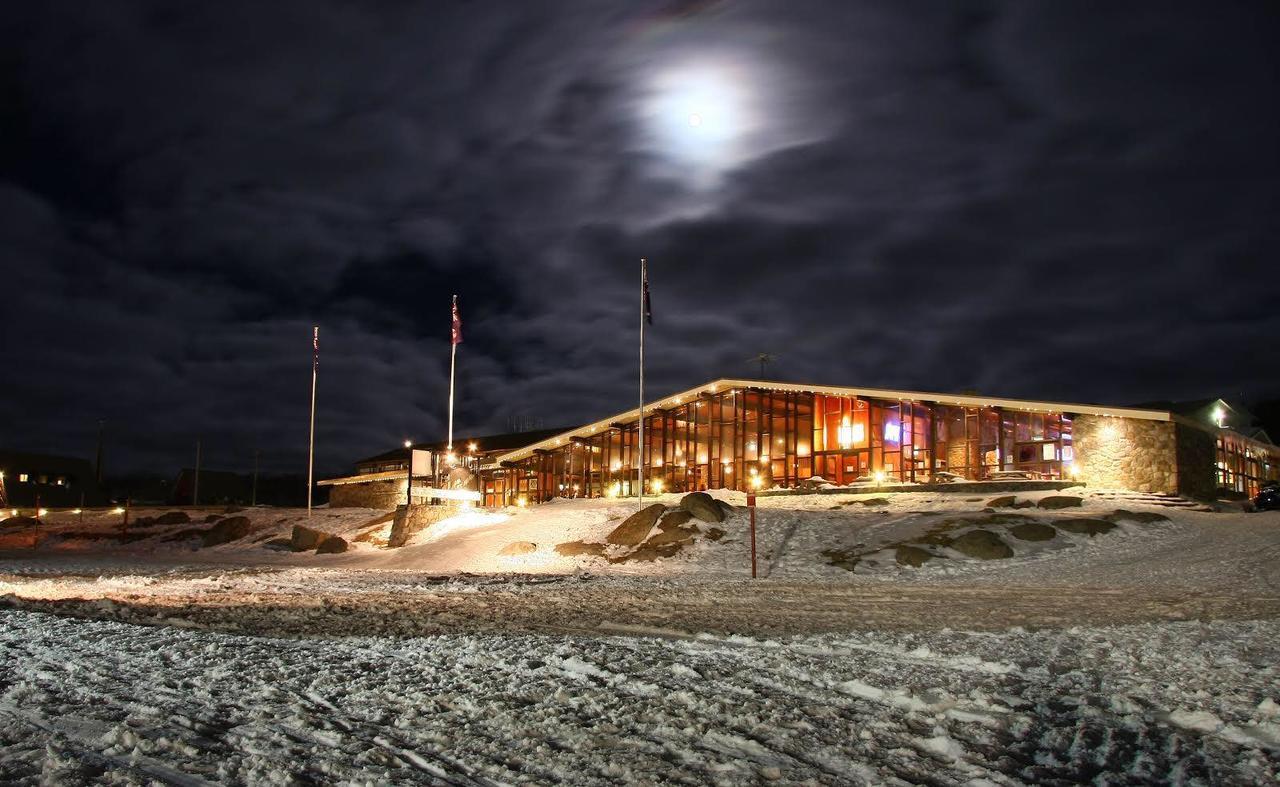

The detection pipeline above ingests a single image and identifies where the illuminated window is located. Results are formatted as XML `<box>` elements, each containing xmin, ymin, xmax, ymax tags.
<box><xmin>1041</xmin><ymin>443</ymin><xmax>1057</xmax><ymax>461</ymax></box>
<box><xmin>18</xmin><ymin>473</ymin><xmax>28</xmax><ymax>483</ymax></box>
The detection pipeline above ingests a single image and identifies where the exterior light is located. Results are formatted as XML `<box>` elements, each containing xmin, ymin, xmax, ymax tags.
<box><xmin>113</xmin><ymin>507</ymin><xmax>125</xmax><ymax>514</ymax></box>
<box><xmin>468</xmin><ymin>442</ymin><xmax>478</xmax><ymax>452</ymax></box>
<box><xmin>651</xmin><ymin>478</ymin><xmax>664</xmax><ymax>493</ymax></box>
<box><xmin>516</xmin><ymin>496</ymin><xmax>528</xmax><ymax>508</ymax></box>
<box><xmin>403</xmin><ymin>439</ymin><xmax>412</xmax><ymax>449</ymax></box>
<box><xmin>1212</xmin><ymin>407</ymin><xmax>1226</xmax><ymax>428</ymax></box>
<box><xmin>72</xmin><ymin>508</ymin><xmax>82</xmax><ymax>515</ymax></box>
<box><xmin>446</xmin><ymin>452</ymin><xmax>456</xmax><ymax>465</ymax></box>
<box><xmin>751</xmin><ymin>475</ymin><xmax>763</xmax><ymax>490</ymax></box>
<box><xmin>654</xmin><ymin>458</ymin><xmax>664</xmax><ymax>467</ymax></box>
<box><xmin>607</xmin><ymin>482</ymin><xmax>621</xmax><ymax>499</ymax></box>
<box><xmin>9</xmin><ymin>509</ymin><xmax>17</xmax><ymax>517</ymax></box>
<box><xmin>873</xmin><ymin>470</ymin><xmax>886</xmax><ymax>484</ymax></box>
<box><xmin>610</xmin><ymin>461</ymin><xmax>621</xmax><ymax>471</ymax></box>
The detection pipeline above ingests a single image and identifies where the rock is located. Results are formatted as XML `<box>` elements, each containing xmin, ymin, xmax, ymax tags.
<box><xmin>554</xmin><ymin>540</ymin><xmax>606</xmax><ymax>557</ymax></box>
<box><xmin>499</xmin><ymin>541</ymin><xmax>537</xmax><ymax>556</ymax></box>
<box><xmin>204</xmin><ymin>514</ymin><xmax>223</xmax><ymax>523</ymax></box>
<box><xmin>0</xmin><ymin>516</ymin><xmax>38</xmax><ymax>529</ymax></box>
<box><xmin>1105</xmin><ymin>509</ymin><xmax>1170</xmax><ymax>524</ymax></box>
<box><xmin>646</xmin><ymin>526</ymin><xmax>697</xmax><ymax>547</ymax></box>
<box><xmin>716</xmin><ymin>500</ymin><xmax>736</xmax><ymax>518</ymax></box>
<box><xmin>986</xmin><ymin>495</ymin><xmax>1018</xmax><ymax>508</ymax></box>
<box><xmin>1055</xmin><ymin>518</ymin><xmax>1116</xmax><ymax>536</ymax></box>
<box><xmin>316</xmin><ymin>536</ymin><xmax>349</xmax><ymax>554</ymax></box>
<box><xmin>705</xmin><ymin>527</ymin><xmax>726</xmax><ymax>541</ymax></box>
<box><xmin>610</xmin><ymin>542</ymin><xmax>685</xmax><ymax>563</ymax></box>
<box><xmin>895</xmin><ymin>545</ymin><xmax>937</xmax><ymax>567</ymax></box>
<box><xmin>822</xmin><ymin>548</ymin><xmax>861</xmax><ymax>571</ymax></box>
<box><xmin>681</xmin><ymin>492</ymin><xmax>725</xmax><ymax>523</ymax></box>
<box><xmin>657</xmin><ymin>510</ymin><xmax>694</xmax><ymax>531</ymax></box>
<box><xmin>1037</xmin><ymin>496</ymin><xmax>1083</xmax><ymax>510</ymax></box>
<box><xmin>859</xmin><ymin>497</ymin><xmax>890</xmax><ymax>507</ymax></box>
<box><xmin>1008</xmin><ymin>522</ymin><xmax>1057</xmax><ymax>542</ymax></box>
<box><xmin>606</xmin><ymin>503</ymin><xmax>667</xmax><ymax>546</ymax></box>
<box><xmin>290</xmin><ymin>524</ymin><xmax>329</xmax><ymax>551</ymax></box>
<box><xmin>1013</xmin><ymin>500</ymin><xmax>1036</xmax><ymax>509</ymax></box>
<box><xmin>200</xmin><ymin>515</ymin><xmax>251</xmax><ymax>547</ymax></box>
<box><xmin>161</xmin><ymin>527</ymin><xmax>206</xmax><ymax>543</ymax></box>
<box><xmin>262</xmin><ymin>537</ymin><xmax>293</xmax><ymax>550</ymax></box>
<box><xmin>154</xmin><ymin>511</ymin><xmax>191</xmax><ymax>525</ymax></box>
<box><xmin>950</xmin><ymin>529</ymin><xmax>1014</xmax><ymax>560</ymax></box>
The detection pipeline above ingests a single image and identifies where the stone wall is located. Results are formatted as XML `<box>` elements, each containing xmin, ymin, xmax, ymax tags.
<box><xmin>1174</xmin><ymin>422</ymin><xmax>1217</xmax><ymax>500</ymax></box>
<box><xmin>388</xmin><ymin>503</ymin><xmax>468</xmax><ymax>548</ymax></box>
<box><xmin>1072</xmin><ymin>415</ymin><xmax>1177</xmax><ymax>493</ymax></box>
<box><xmin>328</xmin><ymin>479</ymin><xmax>405</xmax><ymax>510</ymax></box>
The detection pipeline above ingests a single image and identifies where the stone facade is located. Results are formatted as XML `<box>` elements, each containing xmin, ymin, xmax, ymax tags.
<box><xmin>329</xmin><ymin>479</ymin><xmax>405</xmax><ymax>510</ymax></box>
<box><xmin>1072</xmin><ymin>415</ymin><xmax>1178</xmax><ymax>494</ymax></box>
<box><xmin>1174</xmin><ymin>422</ymin><xmax>1217</xmax><ymax>499</ymax></box>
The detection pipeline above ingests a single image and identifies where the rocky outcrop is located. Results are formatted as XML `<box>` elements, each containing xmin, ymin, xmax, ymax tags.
<box><xmin>1008</xmin><ymin>522</ymin><xmax>1057</xmax><ymax>542</ymax></box>
<box><xmin>657</xmin><ymin>510</ymin><xmax>693</xmax><ymax>531</ymax></box>
<box><xmin>681</xmin><ymin>492</ymin><xmax>725</xmax><ymax>523</ymax></box>
<box><xmin>154</xmin><ymin>511</ymin><xmax>191</xmax><ymax>525</ymax></box>
<box><xmin>555</xmin><ymin>540</ymin><xmax>606</xmax><ymax>557</ymax></box>
<box><xmin>1055</xmin><ymin>518</ymin><xmax>1116</xmax><ymax>536</ymax></box>
<box><xmin>606</xmin><ymin>503</ymin><xmax>666</xmax><ymax>546</ymax></box>
<box><xmin>200</xmin><ymin>515</ymin><xmax>251</xmax><ymax>547</ymax></box>
<box><xmin>645</xmin><ymin>526</ymin><xmax>698</xmax><ymax>548</ymax></box>
<box><xmin>895</xmin><ymin>545</ymin><xmax>937</xmax><ymax>567</ymax></box>
<box><xmin>949</xmin><ymin>529</ymin><xmax>1013</xmax><ymax>559</ymax></box>
<box><xmin>1037</xmin><ymin>496</ymin><xmax>1083</xmax><ymax>510</ymax></box>
<box><xmin>986</xmin><ymin>496</ymin><xmax>1017</xmax><ymax>508</ymax></box>
<box><xmin>316</xmin><ymin>536</ymin><xmax>349</xmax><ymax>554</ymax></box>
<box><xmin>290</xmin><ymin>525</ymin><xmax>329</xmax><ymax>551</ymax></box>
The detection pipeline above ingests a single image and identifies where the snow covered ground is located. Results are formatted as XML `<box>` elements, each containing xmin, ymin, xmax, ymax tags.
<box><xmin>2</xmin><ymin>490</ymin><xmax>1279</xmax><ymax>783</ymax></box>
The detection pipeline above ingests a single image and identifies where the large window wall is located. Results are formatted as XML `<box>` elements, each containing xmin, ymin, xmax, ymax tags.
<box><xmin>1217</xmin><ymin>433</ymin><xmax>1280</xmax><ymax>498</ymax></box>
<box><xmin>482</xmin><ymin>387</ymin><xmax>1076</xmax><ymax>506</ymax></box>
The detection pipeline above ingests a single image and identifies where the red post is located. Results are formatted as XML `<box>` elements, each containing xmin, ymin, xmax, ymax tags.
<box><xmin>747</xmin><ymin>492</ymin><xmax>757</xmax><ymax>579</ymax></box>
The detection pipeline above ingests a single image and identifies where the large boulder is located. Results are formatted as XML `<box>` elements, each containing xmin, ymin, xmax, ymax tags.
<box><xmin>1105</xmin><ymin>509</ymin><xmax>1170</xmax><ymax>524</ymax></box>
<box><xmin>1055</xmin><ymin>518</ymin><xmax>1116</xmax><ymax>537</ymax></box>
<box><xmin>1037</xmin><ymin>496</ymin><xmax>1083</xmax><ymax>510</ymax></box>
<box><xmin>608</xmin><ymin>541</ymin><xmax>684</xmax><ymax>564</ymax></box>
<box><xmin>555</xmin><ymin>540</ymin><xmax>606</xmax><ymax>557</ymax></box>
<box><xmin>986</xmin><ymin>495</ymin><xmax>1018</xmax><ymax>509</ymax></box>
<box><xmin>1008</xmin><ymin>522</ymin><xmax>1057</xmax><ymax>542</ymax></box>
<box><xmin>154</xmin><ymin>511</ymin><xmax>191</xmax><ymax>525</ymax></box>
<box><xmin>0</xmin><ymin>516</ymin><xmax>38</xmax><ymax>529</ymax></box>
<box><xmin>950</xmin><ymin>529</ymin><xmax>1014</xmax><ymax>560</ymax></box>
<box><xmin>316</xmin><ymin>536</ymin><xmax>349</xmax><ymax>554</ymax></box>
<box><xmin>645</xmin><ymin>526</ymin><xmax>698</xmax><ymax>548</ymax></box>
<box><xmin>499</xmin><ymin>541</ymin><xmax>537</xmax><ymax>556</ymax></box>
<box><xmin>716</xmin><ymin>500</ymin><xmax>737</xmax><ymax>519</ymax></box>
<box><xmin>200</xmin><ymin>515</ymin><xmax>252</xmax><ymax>547</ymax></box>
<box><xmin>657</xmin><ymin>510</ymin><xmax>694</xmax><ymax>531</ymax></box>
<box><xmin>895</xmin><ymin>545</ymin><xmax>937</xmax><ymax>567</ymax></box>
<box><xmin>606</xmin><ymin>503</ymin><xmax>666</xmax><ymax>546</ymax></box>
<box><xmin>290</xmin><ymin>524</ymin><xmax>329</xmax><ymax>551</ymax></box>
<box><xmin>680</xmin><ymin>492</ymin><xmax>725</xmax><ymax>524</ymax></box>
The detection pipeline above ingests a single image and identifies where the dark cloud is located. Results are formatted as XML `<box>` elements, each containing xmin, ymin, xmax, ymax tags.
<box><xmin>1</xmin><ymin>0</ymin><xmax>1277</xmax><ymax>477</ymax></box>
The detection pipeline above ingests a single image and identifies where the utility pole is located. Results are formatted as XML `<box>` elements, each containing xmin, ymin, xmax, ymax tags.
<box><xmin>749</xmin><ymin>352</ymin><xmax>776</xmax><ymax>379</ymax></box>
<box><xmin>193</xmin><ymin>439</ymin><xmax>201</xmax><ymax>507</ymax></box>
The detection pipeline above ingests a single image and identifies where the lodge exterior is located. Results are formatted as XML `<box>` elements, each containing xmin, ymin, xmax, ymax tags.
<box><xmin>322</xmin><ymin>379</ymin><xmax>1280</xmax><ymax>509</ymax></box>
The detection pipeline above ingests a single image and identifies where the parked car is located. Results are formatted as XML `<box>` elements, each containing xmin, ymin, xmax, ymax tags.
<box><xmin>1253</xmin><ymin>482</ymin><xmax>1280</xmax><ymax>512</ymax></box>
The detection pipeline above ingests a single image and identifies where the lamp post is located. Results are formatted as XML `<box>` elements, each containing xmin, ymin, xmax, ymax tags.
<box><xmin>404</xmin><ymin>440</ymin><xmax>413</xmax><ymax>507</ymax></box>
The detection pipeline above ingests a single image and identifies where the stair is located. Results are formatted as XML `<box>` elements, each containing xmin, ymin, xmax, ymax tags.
<box><xmin>1088</xmin><ymin>491</ymin><xmax>1215</xmax><ymax>511</ymax></box>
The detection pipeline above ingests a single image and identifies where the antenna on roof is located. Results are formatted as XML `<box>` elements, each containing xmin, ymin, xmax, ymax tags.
<box><xmin>748</xmin><ymin>352</ymin><xmax>776</xmax><ymax>379</ymax></box>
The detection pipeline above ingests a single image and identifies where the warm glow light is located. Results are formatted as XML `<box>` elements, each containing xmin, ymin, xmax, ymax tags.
<box><xmin>404</xmin><ymin>439</ymin><xmax>412</xmax><ymax>449</ymax></box>
<box><xmin>654</xmin><ymin>458</ymin><xmax>664</xmax><ymax>467</ymax></box>
<box><xmin>113</xmin><ymin>507</ymin><xmax>125</xmax><ymax>514</ymax></box>
<box><xmin>610</xmin><ymin>461</ymin><xmax>621</xmax><ymax>471</ymax></box>
<box><xmin>468</xmin><ymin>442</ymin><xmax>478</xmax><ymax>453</ymax></box>
<box><xmin>607</xmin><ymin>482</ymin><xmax>621</xmax><ymax>499</ymax></box>
<box><xmin>72</xmin><ymin>508</ymin><xmax>82</xmax><ymax>514</ymax></box>
<box><xmin>751</xmin><ymin>475</ymin><xmax>763</xmax><ymax>490</ymax></box>
<box><xmin>446</xmin><ymin>452</ymin><xmax>456</xmax><ymax>465</ymax></box>
<box><xmin>516</xmin><ymin>496</ymin><xmax>528</xmax><ymax>508</ymax></box>
<box><xmin>651</xmin><ymin>478</ymin><xmax>664</xmax><ymax>493</ymax></box>
<box><xmin>873</xmin><ymin>470</ymin><xmax>886</xmax><ymax>484</ymax></box>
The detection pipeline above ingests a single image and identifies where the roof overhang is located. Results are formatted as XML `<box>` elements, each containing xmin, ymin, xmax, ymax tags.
<box><xmin>493</xmin><ymin>378</ymin><xmax>1173</xmax><ymax>464</ymax></box>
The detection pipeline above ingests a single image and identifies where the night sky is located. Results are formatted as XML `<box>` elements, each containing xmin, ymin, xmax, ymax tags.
<box><xmin>2</xmin><ymin>1</ymin><xmax>1277</xmax><ymax>477</ymax></box>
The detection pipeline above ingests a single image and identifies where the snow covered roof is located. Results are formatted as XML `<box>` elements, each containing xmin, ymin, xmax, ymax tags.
<box><xmin>492</xmin><ymin>378</ymin><xmax>1174</xmax><ymax>465</ymax></box>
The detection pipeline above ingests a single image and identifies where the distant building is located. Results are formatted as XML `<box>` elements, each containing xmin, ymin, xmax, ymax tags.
<box><xmin>0</xmin><ymin>450</ymin><xmax>108</xmax><ymax>508</ymax></box>
<box><xmin>322</xmin><ymin>379</ymin><xmax>1280</xmax><ymax>509</ymax></box>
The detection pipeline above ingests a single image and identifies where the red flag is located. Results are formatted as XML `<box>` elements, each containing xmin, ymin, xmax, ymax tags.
<box><xmin>451</xmin><ymin>295</ymin><xmax>462</xmax><ymax>345</ymax></box>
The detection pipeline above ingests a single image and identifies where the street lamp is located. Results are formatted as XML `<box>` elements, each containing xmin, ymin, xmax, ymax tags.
<box><xmin>404</xmin><ymin>439</ymin><xmax>413</xmax><ymax>506</ymax></box>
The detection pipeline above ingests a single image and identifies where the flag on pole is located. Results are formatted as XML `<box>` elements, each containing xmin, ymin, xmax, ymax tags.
<box><xmin>642</xmin><ymin>261</ymin><xmax>653</xmax><ymax>325</ymax></box>
<box><xmin>451</xmin><ymin>295</ymin><xmax>463</xmax><ymax>344</ymax></box>
<box><xmin>312</xmin><ymin>326</ymin><xmax>319</xmax><ymax>370</ymax></box>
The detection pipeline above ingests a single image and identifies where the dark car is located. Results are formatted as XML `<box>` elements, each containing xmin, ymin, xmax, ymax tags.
<box><xmin>1254</xmin><ymin>482</ymin><xmax>1280</xmax><ymax>512</ymax></box>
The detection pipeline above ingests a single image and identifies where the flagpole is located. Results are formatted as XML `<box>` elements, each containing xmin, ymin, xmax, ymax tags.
<box><xmin>638</xmin><ymin>259</ymin><xmax>645</xmax><ymax>511</ymax></box>
<box><xmin>448</xmin><ymin>295</ymin><xmax>458</xmax><ymax>451</ymax></box>
<box><xmin>307</xmin><ymin>326</ymin><xmax>318</xmax><ymax>519</ymax></box>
